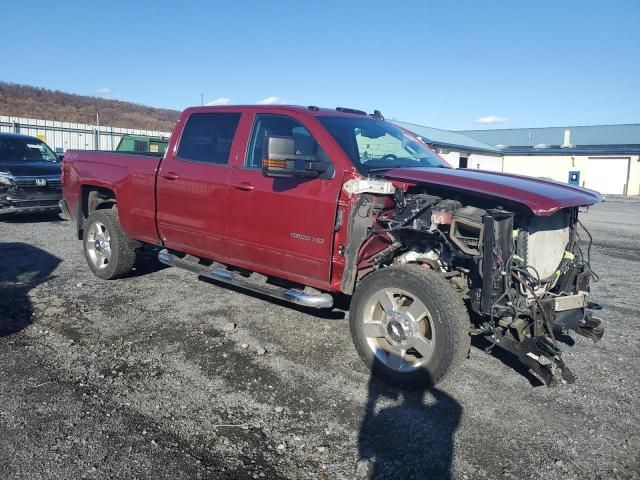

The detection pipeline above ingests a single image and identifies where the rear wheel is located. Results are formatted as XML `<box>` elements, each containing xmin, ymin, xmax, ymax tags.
<box><xmin>83</xmin><ymin>208</ymin><xmax>136</xmax><ymax>280</ymax></box>
<box><xmin>349</xmin><ymin>265</ymin><xmax>470</xmax><ymax>387</ymax></box>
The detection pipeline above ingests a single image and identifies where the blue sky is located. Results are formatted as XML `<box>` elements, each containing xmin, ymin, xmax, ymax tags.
<box><xmin>1</xmin><ymin>0</ymin><xmax>639</xmax><ymax>129</ymax></box>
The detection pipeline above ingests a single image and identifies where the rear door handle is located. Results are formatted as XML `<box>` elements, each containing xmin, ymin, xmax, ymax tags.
<box><xmin>162</xmin><ymin>171</ymin><xmax>179</xmax><ymax>180</ymax></box>
<box><xmin>233</xmin><ymin>182</ymin><xmax>255</xmax><ymax>191</ymax></box>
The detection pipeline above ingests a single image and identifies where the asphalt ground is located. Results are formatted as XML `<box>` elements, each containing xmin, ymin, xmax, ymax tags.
<box><xmin>1</xmin><ymin>199</ymin><xmax>639</xmax><ymax>479</ymax></box>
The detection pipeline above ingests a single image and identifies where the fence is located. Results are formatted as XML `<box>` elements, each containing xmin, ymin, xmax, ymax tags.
<box><xmin>0</xmin><ymin>115</ymin><xmax>171</xmax><ymax>153</ymax></box>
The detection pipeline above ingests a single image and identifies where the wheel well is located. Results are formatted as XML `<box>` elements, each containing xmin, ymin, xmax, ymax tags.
<box><xmin>78</xmin><ymin>186</ymin><xmax>116</xmax><ymax>239</ymax></box>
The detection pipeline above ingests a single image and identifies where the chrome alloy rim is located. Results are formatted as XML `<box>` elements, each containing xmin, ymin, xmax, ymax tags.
<box><xmin>86</xmin><ymin>220</ymin><xmax>112</xmax><ymax>270</ymax></box>
<box><xmin>362</xmin><ymin>288</ymin><xmax>435</xmax><ymax>372</ymax></box>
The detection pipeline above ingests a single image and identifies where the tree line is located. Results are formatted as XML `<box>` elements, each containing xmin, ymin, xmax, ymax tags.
<box><xmin>0</xmin><ymin>82</ymin><xmax>179</xmax><ymax>132</ymax></box>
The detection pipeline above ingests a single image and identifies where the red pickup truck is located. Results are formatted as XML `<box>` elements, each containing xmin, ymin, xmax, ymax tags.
<box><xmin>61</xmin><ymin>105</ymin><xmax>605</xmax><ymax>387</ymax></box>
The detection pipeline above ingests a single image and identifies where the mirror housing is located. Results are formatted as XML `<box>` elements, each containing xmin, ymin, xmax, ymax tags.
<box><xmin>262</xmin><ymin>136</ymin><xmax>329</xmax><ymax>178</ymax></box>
<box><xmin>355</xmin><ymin>126</ymin><xmax>385</xmax><ymax>139</ymax></box>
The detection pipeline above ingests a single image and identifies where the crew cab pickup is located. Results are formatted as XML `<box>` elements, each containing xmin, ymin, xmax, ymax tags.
<box><xmin>61</xmin><ymin>105</ymin><xmax>605</xmax><ymax>387</ymax></box>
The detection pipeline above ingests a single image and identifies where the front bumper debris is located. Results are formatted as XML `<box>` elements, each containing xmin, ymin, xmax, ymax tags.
<box><xmin>485</xmin><ymin>297</ymin><xmax>604</xmax><ymax>387</ymax></box>
<box><xmin>489</xmin><ymin>329</ymin><xmax>577</xmax><ymax>386</ymax></box>
<box><xmin>573</xmin><ymin>314</ymin><xmax>605</xmax><ymax>343</ymax></box>
<box><xmin>0</xmin><ymin>185</ymin><xmax>61</xmax><ymax>215</ymax></box>
<box><xmin>543</xmin><ymin>294</ymin><xmax>605</xmax><ymax>344</ymax></box>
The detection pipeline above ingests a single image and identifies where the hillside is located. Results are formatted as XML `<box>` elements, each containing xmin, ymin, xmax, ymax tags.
<box><xmin>0</xmin><ymin>82</ymin><xmax>179</xmax><ymax>132</ymax></box>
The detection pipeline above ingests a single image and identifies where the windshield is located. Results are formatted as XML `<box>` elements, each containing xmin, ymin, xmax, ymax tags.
<box><xmin>318</xmin><ymin>116</ymin><xmax>448</xmax><ymax>175</ymax></box>
<box><xmin>0</xmin><ymin>137</ymin><xmax>59</xmax><ymax>163</ymax></box>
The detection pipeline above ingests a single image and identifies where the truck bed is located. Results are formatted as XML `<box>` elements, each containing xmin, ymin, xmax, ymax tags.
<box><xmin>62</xmin><ymin>150</ymin><xmax>162</xmax><ymax>245</ymax></box>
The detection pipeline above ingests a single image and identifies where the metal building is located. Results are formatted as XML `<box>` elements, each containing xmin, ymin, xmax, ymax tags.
<box><xmin>393</xmin><ymin>121</ymin><xmax>503</xmax><ymax>170</ymax></box>
<box><xmin>0</xmin><ymin>115</ymin><xmax>171</xmax><ymax>153</ymax></box>
<box><xmin>460</xmin><ymin>124</ymin><xmax>640</xmax><ymax>195</ymax></box>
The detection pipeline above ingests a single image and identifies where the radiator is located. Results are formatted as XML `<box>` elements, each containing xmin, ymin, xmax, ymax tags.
<box><xmin>523</xmin><ymin>211</ymin><xmax>570</xmax><ymax>280</ymax></box>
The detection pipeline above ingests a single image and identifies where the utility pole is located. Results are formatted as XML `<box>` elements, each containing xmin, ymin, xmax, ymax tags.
<box><xmin>201</xmin><ymin>94</ymin><xmax>204</xmax><ymax>106</ymax></box>
<box><xmin>96</xmin><ymin>111</ymin><xmax>100</xmax><ymax>151</ymax></box>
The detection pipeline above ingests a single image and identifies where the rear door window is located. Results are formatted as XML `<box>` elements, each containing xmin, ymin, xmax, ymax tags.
<box><xmin>177</xmin><ymin>113</ymin><xmax>241</xmax><ymax>164</ymax></box>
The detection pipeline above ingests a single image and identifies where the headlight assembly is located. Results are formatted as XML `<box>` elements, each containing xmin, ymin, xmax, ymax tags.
<box><xmin>0</xmin><ymin>172</ymin><xmax>15</xmax><ymax>187</ymax></box>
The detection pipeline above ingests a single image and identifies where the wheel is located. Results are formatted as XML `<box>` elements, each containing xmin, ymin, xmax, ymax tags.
<box><xmin>349</xmin><ymin>265</ymin><xmax>470</xmax><ymax>387</ymax></box>
<box><xmin>83</xmin><ymin>208</ymin><xmax>136</xmax><ymax>280</ymax></box>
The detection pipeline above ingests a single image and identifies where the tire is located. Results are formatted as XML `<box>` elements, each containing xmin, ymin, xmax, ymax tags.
<box><xmin>349</xmin><ymin>265</ymin><xmax>470</xmax><ymax>388</ymax></box>
<box><xmin>83</xmin><ymin>207</ymin><xmax>136</xmax><ymax>280</ymax></box>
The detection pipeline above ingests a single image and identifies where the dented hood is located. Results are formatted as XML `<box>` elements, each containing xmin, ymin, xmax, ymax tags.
<box><xmin>384</xmin><ymin>167</ymin><xmax>604</xmax><ymax>216</ymax></box>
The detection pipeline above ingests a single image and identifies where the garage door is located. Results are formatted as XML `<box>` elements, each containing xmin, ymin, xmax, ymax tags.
<box><xmin>586</xmin><ymin>158</ymin><xmax>629</xmax><ymax>195</ymax></box>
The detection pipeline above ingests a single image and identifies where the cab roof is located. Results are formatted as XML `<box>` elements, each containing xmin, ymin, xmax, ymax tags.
<box><xmin>183</xmin><ymin>105</ymin><xmax>384</xmax><ymax>119</ymax></box>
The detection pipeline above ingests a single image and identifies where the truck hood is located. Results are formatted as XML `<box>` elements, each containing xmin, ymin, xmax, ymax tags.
<box><xmin>0</xmin><ymin>161</ymin><xmax>61</xmax><ymax>178</ymax></box>
<box><xmin>384</xmin><ymin>167</ymin><xmax>604</xmax><ymax>216</ymax></box>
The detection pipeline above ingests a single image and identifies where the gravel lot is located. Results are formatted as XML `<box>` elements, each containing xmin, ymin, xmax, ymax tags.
<box><xmin>1</xmin><ymin>199</ymin><xmax>639</xmax><ymax>480</ymax></box>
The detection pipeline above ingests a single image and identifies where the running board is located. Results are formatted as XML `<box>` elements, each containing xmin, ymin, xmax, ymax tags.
<box><xmin>158</xmin><ymin>249</ymin><xmax>333</xmax><ymax>309</ymax></box>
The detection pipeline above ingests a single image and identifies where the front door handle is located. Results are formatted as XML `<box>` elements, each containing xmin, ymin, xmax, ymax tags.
<box><xmin>233</xmin><ymin>182</ymin><xmax>255</xmax><ymax>191</ymax></box>
<box><xmin>162</xmin><ymin>171</ymin><xmax>179</xmax><ymax>180</ymax></box>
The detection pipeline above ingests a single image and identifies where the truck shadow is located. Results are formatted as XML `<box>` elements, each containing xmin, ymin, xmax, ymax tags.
<box><xmin>357</xmin><ymin>365</ymin><xmax>461</xmax><ymax>479</ymax></box>
<box><xmin>127</xmin><ymin>247</ymin><xmax>170</xmax><ymax>278</ymax></box>
<box><xmin>0</xmin><ymin>211</ymin><xmax>65</xmax><ymax>224</ymax></box>
<box><xmin>0</xmin><ymin>242</ymin><xmax>61</xmax><ymax>337</ymax></box>
<box><xmin>471</xmin><ymin>336</ymin><xmax>544</xmax><ymax>387</ymax></box>
<box><xmin>199</xmin><ymin>276</ymin><xmax>346</xmax><ymax>320</ymax></box>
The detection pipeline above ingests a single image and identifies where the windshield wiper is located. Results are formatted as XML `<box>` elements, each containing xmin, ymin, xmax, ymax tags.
<box><xmin>366</xmin><ymin>167</ymin><xmax>395</xmax><ymax>173</ymax></box>
<box><xmin>405</xmin><ymin>164</ymin><xmax>450</xmax><ymax>169</ymax></box>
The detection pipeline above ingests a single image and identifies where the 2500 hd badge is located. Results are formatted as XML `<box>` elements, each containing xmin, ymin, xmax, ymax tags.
<box><xmin>290</xmin><ymin>232</ymin><xmax>325</xmax><ymax>244</ymax></box>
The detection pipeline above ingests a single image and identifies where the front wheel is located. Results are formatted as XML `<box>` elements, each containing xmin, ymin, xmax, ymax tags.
<box><xmin>349</xmin><ymin>265</ymin><xmax>470</xmax><ymax>387</ymax></box>
<box><xmin>83</xmin><ymin>208</ymin><xmax>136</xmax><ymax>280</ymax></box>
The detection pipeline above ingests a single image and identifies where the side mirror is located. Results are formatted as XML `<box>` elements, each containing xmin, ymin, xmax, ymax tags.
<box><xmin>56</xmin><ymin>154</ymin><xmax>65</xmax><ymax>162</ymax></box>
<box><xmin>262</xmin><ymin>136</ymin><xmax>329</xmax><ymax>178</ymax></box>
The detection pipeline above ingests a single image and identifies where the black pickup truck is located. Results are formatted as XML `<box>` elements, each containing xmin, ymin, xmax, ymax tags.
<box><xmin>0</xmin><ymin>133</ymin><xmax>62</xmax><ymax>215</ymax></box>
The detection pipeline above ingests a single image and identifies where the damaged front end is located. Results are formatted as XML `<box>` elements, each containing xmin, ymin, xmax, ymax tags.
<box><xmin>343</xmin><ymin>178</ymin><xmax>604</xmax><ymax>387</ymax></box>
<box><xmin>0</xmin><ymin>172</ymin><xmax>62</xmax><ymax>215</ymax></box>
<box><xmin>468</xmin><ymin>208</ymin><xmax>604</xmax><ymax>386</ymax></box>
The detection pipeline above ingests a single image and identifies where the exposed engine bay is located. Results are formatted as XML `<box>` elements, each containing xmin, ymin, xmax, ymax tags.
<box><xmin>350</xmin><ymin>180</ymin><xmax>604</xmax><ymax>386</ymax></box>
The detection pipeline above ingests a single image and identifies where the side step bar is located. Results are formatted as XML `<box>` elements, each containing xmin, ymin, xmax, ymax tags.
<box><xmin>158</xmin><ymin>249</ymin><xmax>333</xmax><ymax>309</ymax></box>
